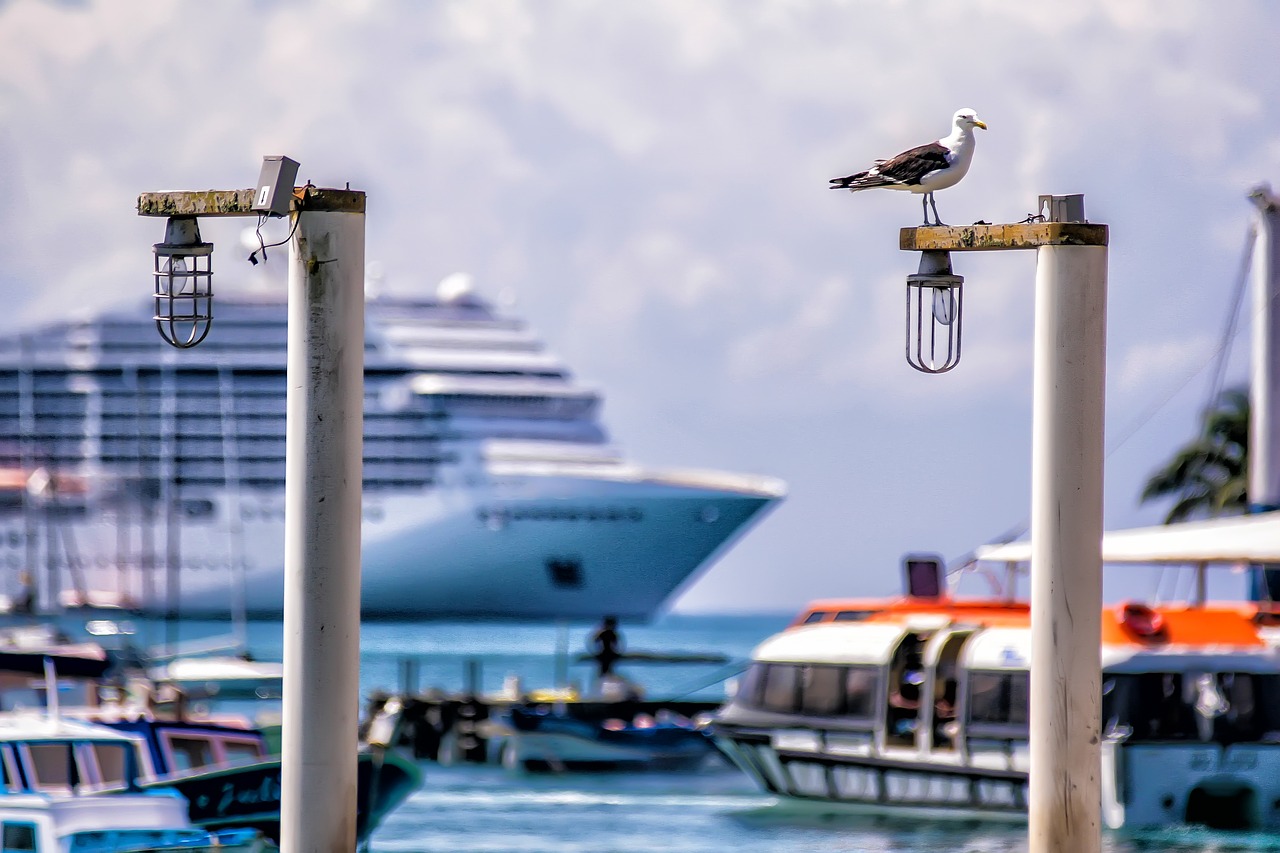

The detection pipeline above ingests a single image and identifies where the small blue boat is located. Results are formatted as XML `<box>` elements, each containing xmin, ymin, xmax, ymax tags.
<box><xmin>99</xmin><ymin>716</ymin><xmax>422</xmax><ymax>845</ymax></box>
<box><xmin>489</xmin><ymin>705</ymin><xmax>715</xmax><ymax>772</ymax></box>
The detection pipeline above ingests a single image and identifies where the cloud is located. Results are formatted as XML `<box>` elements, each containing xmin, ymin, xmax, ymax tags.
<box><xmin>0</xmin><ymin>0</ymin><xmax>1277</xmax><ymax>612</ymax></box>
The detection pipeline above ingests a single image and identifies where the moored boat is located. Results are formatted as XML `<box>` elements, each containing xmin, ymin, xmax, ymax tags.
<box><xmin>0</xmin><ymin>712</ymin><xmax>274</xmax><ymax>851</ymax></box>
<box><xmin>0</xmin><ymin>639</ymin><xmax>419</xmax><ymax>845</ymax></box>
<box><xmin>486</xmin><ymin>704</ymin><xmax>715</xmax><ymax>772</ymax></box>
<box><xmin>710</xmin><ymin>556</ymin><xmax>1280</xmax><ymax>831</ymax></box>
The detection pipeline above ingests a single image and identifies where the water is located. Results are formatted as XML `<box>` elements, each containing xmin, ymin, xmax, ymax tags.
<box><xmin>105</xmin><ymin>613</ymin><xmax>1280</xmax><ymax>852</ymax></box>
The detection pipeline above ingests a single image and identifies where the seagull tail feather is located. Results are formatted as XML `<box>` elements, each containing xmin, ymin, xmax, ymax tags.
<box><xmin>829</xmin><ymin>171</ymin><xmax>894</xmax><ymax>191</ymax></box>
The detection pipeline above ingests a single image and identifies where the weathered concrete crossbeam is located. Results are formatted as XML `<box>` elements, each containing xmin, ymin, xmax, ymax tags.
<box><xmin>137</xmin><ymin>187</ymin><xmax>365</xmax><ymax>217</ymax></box>
<box><xmin>900</xmin><ymin>222</ymin><xmax>1109</xmax><ymax>252</ymax></box>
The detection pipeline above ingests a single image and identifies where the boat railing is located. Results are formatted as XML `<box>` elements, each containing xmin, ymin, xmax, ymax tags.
<box><xmin>142</xmin><ymin>759</ymin><xmax>271</xmax><ymax>788</ymax></box>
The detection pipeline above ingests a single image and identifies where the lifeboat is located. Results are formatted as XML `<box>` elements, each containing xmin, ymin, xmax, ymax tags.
<box><xmin>710</xmin><ymin>555</ymin><xmax>1280</xmax><ymax>831</ymax></box>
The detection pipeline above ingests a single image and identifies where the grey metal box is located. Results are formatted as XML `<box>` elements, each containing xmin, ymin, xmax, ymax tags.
<box><xmin>252</xmin><ymin>155</ymin><xmax>301</xmax><ymax>216</ymax></box>
<box><xmin>1038</xmin><ymin>194</ymin><xmax>1086</xmax><ymax>223</ymax></box>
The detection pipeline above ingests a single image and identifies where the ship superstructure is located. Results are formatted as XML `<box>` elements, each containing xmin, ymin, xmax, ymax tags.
<box><xmin>0</xmin><ymin>278</ymin><xmax>783</xmax><ymax>618</ymax></box>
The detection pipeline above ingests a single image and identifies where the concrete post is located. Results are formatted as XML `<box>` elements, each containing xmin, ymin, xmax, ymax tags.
<box><xmin>281</xmin><ymin>206</ymin><xmax>366</xmax><ymax>853</ymax></box>
<box><xmin>137</xmin><ymin>185</ymin><xmax>367</xmax><ymax>851</ymax></box>
<box><xmin>1028</xmin><ymin>243</ymin><xmax>1107</xmax><ymax>853</ymax></box>
<box><xmin>900</xmin><ymin>210</ymin><xmax>1109</xmax><ymax>852</ymax></box>
<box><xmin>1249</xmin><ymin>186</ymin><xmax>1280</xmax><ymax>511</ymax></box>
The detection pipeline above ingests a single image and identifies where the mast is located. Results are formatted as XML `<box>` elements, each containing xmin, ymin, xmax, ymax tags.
<box><xmin>1249</xmin><ymin>184</ymin><xmax>1280</xmax><ymax>600</ymax></box>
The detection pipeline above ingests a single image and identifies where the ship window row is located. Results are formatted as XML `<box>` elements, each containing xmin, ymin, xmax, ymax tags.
<box><xmin>99</xmin><ymin>437</ymin><xmax>442</xmax><ymax>456</ymax></box>
<box><xmin>89</xmin><ymin>418</ymin><xmax>439</xmax><ymax>439</ymax></box>
<box><xmin>735</xmin><ymin>662</ymin><xmax>879</xmax><ymax>720</ymax></box>
<box><xmin>96</xmin><ymin>454</ymin><xmax>443</xmax><ymax>472</ymax></box>
<box><xmin>0</xmin><ymin>451</ymin><xmax>88</xmax><ymax>468</ymax></box>
<box><xmin>0</xmin><ymin>424</ymin><xmax>92</xmax><ymax>440</ymax></box>
<box><xmin>0</xmin><ymin>395</ymin><xmax>444</xmax><ymax>420</ymax></box>
<box><xmin>413</xmin><ymin>369</ymin><xmax>567</xmax><ymax>380</ymax></box>
<box><xmin>97</xmin><ymin>460</ymin><xmax>437</xmax><ymax>477</ymax></box>
<box><xmin>0</xmin><ymin>400</ymin><xmax>89</xmax><ymax>417</ymax></box>
<box><xmin>476</xmin><ymin>506</ymin><xmax>644</xmax><ymax>524</ymax></box>
<box><xmin>165</xmin><ymin>476</ymin><xmax>432</xmax><ymax>490</ymax></box>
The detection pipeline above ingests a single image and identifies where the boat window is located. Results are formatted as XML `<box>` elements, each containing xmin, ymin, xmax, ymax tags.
<box><xmin>1113</xmin><ymin>672</ymin><xmax>1280</xmax><ymax>744</ymax></box>
<box><xmin>800</xmin><ymin>612</ymin><xmax>825</xmax><ymax>624</ymax></box>
<box><xmin>799</xmin><ymin>665</ymin><xmax>844</xmax><ymax>716</ymax></box>
<box><xmin>165</xmin><ymin>736</ymin><xmax>214</xmax><ymax>772</ymax></box>
<box><xmin>25</xmin><ymin>742</ymin><xmax>74</xmax><ymax>792</ymax></box>
<box><xmin>1236</xmin><ymin>673</ymin><xmax>1280</xmax><ymax>740</ymax></box>
<box><xmin>845</xmin><ymin>667</ymin><xmax>878</xmax><ymax>718</ymax></box>
<box><xmin>221</xmin><ymin>738</ymin><xmax>264</xmax><ymax>765</ymax></box>
<box><xmin>760</xmin><ymin>664</ymin><xmax>800</xmax><ymax>713</ymax></box>
<box><xmin>1</xmin><ymin>822</ymin><xmax>36</xmax><ymax>852</ymax></box>
<box><xmin>1115</xmin><ymin>673</ymin><xmax>1196</xmax><ymax>740</ymax></box>
<box><xmin>88</xmin><ymin>742</ymin><xmax>129</xmax><ymax>787</ymax></box>
<box><xmin>833</xmin><ymin>611</ymin><xmax>870</xmax><ymax>622</ymax></box>
<box><xmin>735</xmin><ymin>663</ymin><xmax>766</xmax><ymax>706</ymax></box>
<box><xmin>967</xmin><ymin>671</ymin><xmax>1029</xmax><ymax>727</ymax></box>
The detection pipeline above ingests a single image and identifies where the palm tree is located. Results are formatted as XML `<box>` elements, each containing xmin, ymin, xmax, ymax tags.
<box><xmin>1140</xmin><ymin>387</ymin><xmax>1249</xmax><ymax>523</ymax></box>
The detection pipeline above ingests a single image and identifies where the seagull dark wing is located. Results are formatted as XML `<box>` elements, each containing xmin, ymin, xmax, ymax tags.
<box><xmin>872</xmin><ymin>142</ymin><xmax>950</xmax><ymax>186</ymax></box>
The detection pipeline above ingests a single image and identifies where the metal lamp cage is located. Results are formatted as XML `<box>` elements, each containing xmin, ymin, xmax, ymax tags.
<box><xmin>905</xmin><ymin>250</ymin><xmax>963</xmax><ymax>374</ymax></box>
<box><xmin>153</xmin><ymin>216</ymin><xmax>213</xmax><ymax>349</ymax></box>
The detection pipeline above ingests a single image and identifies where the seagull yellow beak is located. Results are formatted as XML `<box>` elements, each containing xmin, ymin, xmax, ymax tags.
<box><xmin>974</xmin><ymin>120</ymin><xmax>988</xmax><ymax>130</ymax></box>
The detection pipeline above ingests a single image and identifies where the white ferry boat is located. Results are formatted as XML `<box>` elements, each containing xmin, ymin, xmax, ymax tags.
<box><xmin>0</xmin><ymin>277</ymin><xmax>784</xmax><ymax>619</ymax></box>
<box><xmin>710</xmin><ymin>557</ymin><xmax>1280</xmax><ymax>831</ymax></box>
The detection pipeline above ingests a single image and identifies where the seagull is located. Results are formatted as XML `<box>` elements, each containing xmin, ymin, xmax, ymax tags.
<box><xmin>829</xmin><ymin>108</ymin><xmax>988</xmax><ymax>226</ymax></box>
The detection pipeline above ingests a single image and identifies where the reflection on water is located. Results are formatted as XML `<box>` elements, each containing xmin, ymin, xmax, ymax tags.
<box><xmin>370</xmin><ymin>762</ymin><xmax>1280</xmax><ymax>853</ymax></box>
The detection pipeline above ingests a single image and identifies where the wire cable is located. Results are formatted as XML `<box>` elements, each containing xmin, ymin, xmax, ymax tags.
<box><xmin>248</xmin><ymin>210</ymin><xmax>303</xmax><ymax>266</ymax></box>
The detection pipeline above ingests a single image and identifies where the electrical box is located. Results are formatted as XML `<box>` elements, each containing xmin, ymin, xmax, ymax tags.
<box><xmin>252</xmin><ymin>155</ymin><xmax>301</xmax><ymax>216</ymax></box>
<box><xmin>1038</xmin><ymin>194</ymin><xmax>1086</xmax><ymax>223</ymax></box>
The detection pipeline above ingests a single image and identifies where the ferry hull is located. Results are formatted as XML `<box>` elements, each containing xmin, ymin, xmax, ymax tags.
<box><xmin>714</xmin><ymin>729</ymin><xmax>1280</xmax><ymax>831</ymax></box>
<box><xmin>712</xmin><ymin>728</ymin><xmax>1027</xmax><ymax>824</ymax></box>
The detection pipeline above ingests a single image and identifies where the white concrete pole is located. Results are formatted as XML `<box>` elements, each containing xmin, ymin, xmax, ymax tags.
<box><xmin>1028</xmin><ymin>243</ymin><xmax>1107</xmax><ymax>853</ymax></box>
<box><xmin>281</xmin><ymin>204</ymin><xmax>365</xmax><ymax>852</ymax></box>
<box><xmin>1249</xmin><ymin>185</ymin><xmax>1280</xmax><ymax>511</ymax></box>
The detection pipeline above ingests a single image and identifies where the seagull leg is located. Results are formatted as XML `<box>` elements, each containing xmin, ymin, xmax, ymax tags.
<box><xmin>928</xmin><ymin>193</ymin><xmax>945</xmax><ymax>227</ymax></box>
<box><xmin>921</xmin><ymin>195</ymin><xmax>931</xmax><ymax>226</ymax></box>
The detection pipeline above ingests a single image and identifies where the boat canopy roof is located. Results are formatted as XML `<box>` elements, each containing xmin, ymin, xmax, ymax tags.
<box><xmin>0</xmin><ymin>713</ymin><xmax>142</xmax><ymax>744</ymax></box>
<box><xmin>753</xmin><ymin>623</ymin><xmax>908</xmax><ymax>667</ymax></box>
<box><xmin>975</xmin><ymin>510</ymin><xmax>1280</xmax><ymax>565</ymax></box>
<box><xmin>962</xmin><ymin>627</ymin><xmax>1031</xmax><ymax>671</ymax></box>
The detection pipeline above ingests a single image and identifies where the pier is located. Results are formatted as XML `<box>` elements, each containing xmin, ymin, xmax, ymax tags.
<box><xmin>360</xmin><ymin>655</ymin><xmax>723</xmax><ymax>765</ymax></box>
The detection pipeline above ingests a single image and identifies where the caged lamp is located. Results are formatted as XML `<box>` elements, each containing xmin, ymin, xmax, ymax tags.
<box><xmin>153</xmin><ymin>215</ymin><xmax>213</xmax><ymax>348</ymax></box>
<box><xmin>905</xmin><ymin>250</ymin><xmax>963</xmax><ymax>374</ymax></box>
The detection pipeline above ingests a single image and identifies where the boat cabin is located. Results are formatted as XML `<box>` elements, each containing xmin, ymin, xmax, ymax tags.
<box><xmin>0</xmin><ymin>715</ymin><xmax>153</xmax><ymax>796</ymax></box>
<box><xmin>713</xmin><ymin>590</ymin><xmax>1280</xmax><ymax>829</ymax></box>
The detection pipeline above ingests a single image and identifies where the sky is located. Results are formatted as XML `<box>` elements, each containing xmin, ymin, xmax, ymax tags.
<box><xmin>0</xmin><ymin>0</ymin><xmax>1277</xmax><ymax>615</ymax></box>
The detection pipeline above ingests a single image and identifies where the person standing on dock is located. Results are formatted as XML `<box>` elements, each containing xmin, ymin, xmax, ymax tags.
<box><xmin>588</xmin><ymin>615</ymin><xmax>623</xmax><ymax>680</ymax></box>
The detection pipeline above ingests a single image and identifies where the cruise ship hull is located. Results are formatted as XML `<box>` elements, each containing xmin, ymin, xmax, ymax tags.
<box><xmin>1</xmin><ymin>469</ymin><xmax>778</xmax><ymax>620</ymax></box>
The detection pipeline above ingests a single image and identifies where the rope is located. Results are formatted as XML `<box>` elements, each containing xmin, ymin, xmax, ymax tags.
<box><xmin>961</xmin><ymin>222</ymin><xmax>1258</xmax><ymax>590</ymax></box>
<box><xmin>665</xmin><ymin>659</ymin><xmax>750</xmax><ymax>700</ymax></box>
<box><xmin>1204</xmin><ymin>225</ymin><xmax>1256</xmax><ymax>413</ymax></box>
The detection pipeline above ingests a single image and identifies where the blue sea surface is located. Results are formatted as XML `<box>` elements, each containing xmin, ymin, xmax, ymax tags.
<box><xmin>126</xmin><ymin>613</ymin><xmax>1280</xmax><ymax>852</ymax></box>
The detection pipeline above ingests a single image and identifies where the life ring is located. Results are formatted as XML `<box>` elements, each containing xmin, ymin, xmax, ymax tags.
<box><xmin>1115</xmin><ymin>601</ymin><xmax>1166</xmax><ymax>641</ymax></box>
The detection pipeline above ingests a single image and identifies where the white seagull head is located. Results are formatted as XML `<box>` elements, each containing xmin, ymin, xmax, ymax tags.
<box><xmin>953</xmin><ymin>108</ymin><xmax>988</xmax><ymax>132</ymax></box>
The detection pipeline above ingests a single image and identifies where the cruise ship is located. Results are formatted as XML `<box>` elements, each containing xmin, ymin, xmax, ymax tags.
<box><xmin>0</xmin><ymin>276</ymin><xmax>784</xmax><ymax>619</ymax></box>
